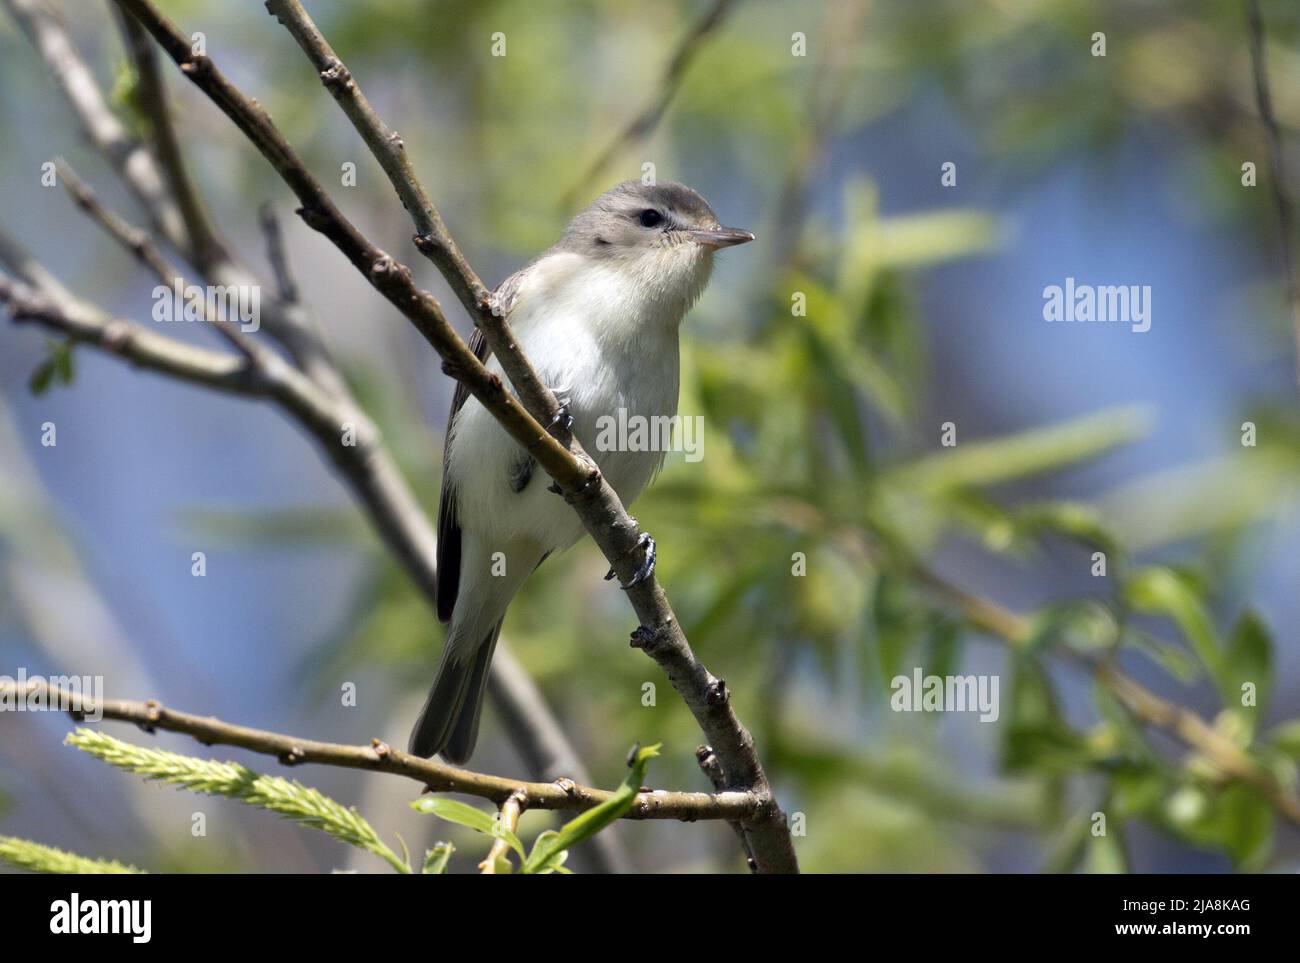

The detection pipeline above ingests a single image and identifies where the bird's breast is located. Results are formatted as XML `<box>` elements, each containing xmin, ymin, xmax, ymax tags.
<box><xmin>446</xmin><ymin>259</ymin><xmax>683</xmax><ymax>550</ymax></box>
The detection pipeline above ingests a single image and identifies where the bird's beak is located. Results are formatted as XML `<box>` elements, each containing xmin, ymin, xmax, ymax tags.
<box><xmin>689</xmin><ymin>227</ymin><xmax>755</xmax><ymax>249</ymax></box>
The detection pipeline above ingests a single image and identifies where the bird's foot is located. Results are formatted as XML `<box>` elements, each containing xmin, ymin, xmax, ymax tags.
<box><xmin>605</xmin><ymin>531</ymin><xmax>656</xmax><ymax>590</ymax></box>
<box><xmin>545</xmin><ymin>402</ymin><xmax>574</xmax><ymax>442</ymax></box>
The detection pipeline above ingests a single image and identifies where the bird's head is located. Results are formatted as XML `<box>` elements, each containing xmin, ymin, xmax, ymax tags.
<box><xmin>559</xmin><ymin>180</ymin><xmax>753</xmax><ymax>314</ymax></box>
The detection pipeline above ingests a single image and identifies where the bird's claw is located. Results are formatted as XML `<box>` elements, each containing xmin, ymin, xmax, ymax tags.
<box><xmin>605</xmin><ymin>532</ymin><xmax>656</xmax><ymax>590</ymax></box>
<box><xmin>546</xmin><ymin>403</ymin><xmax>574</xmax><ymax>439</ymax></box>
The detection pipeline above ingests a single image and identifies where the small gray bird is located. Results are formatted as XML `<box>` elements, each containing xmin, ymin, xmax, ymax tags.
<box><xmin>409</xmin><ymin>180</ymin><xmax>753</xmax><ymax>762</ymax></box>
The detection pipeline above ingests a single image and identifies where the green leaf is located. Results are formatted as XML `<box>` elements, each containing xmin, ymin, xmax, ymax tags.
<box><xmin>1217</xmin><ymin>786</ymin><xmax>1274</xmax><ymax>869</ymax></box>
<box><xmin>1222</xmin><ymin>611</ymin><xmax>1272</xmax><ymax>729</ymax></box>
<box><xmin>421</xmin><ymin>841</ymin><xmax>454</xmax><ymax>874</ymax></box>
<box><xmin>27</xmin><ymin>340</ymin><xmax>76</xmax><ymax>396</ymax></box>
<box><xmin>410</xmin><ymin>798</ymin><xmax>525</xmax><ymax>861</ymax></box>
<box><xmin>1168</xmin><ymin>784</ymin><xmax>1273</xmax><ymax>870</ymax></box>
<box><xmin>1023</xmin><ymin>600</ymin><xmax>1119</xmax><ymax>655</ymax></box>
<box><xmin>524</xmin><ymin>832</ymin><xmax>570</xmax><ymax>874</ymax></box>
<box><xmin>1123</xmin><ymin>567</ymin><xmax>1222</xmax><ymax>686</ymax></box>
<box><xmin>53</xmin><ymin>341</ymin><xmax>75</xmax><ymax>384</ymax></box>
<box><xmin>1003</xmin><ymin>660</ymin><xmax>1089</xmax><ymax>774</ymax></box>
<box><xmin>1016</xmin><ymin>501</ymin><xmax>1119</xmax><ymax>556</ymax></box>
<box><xmin>888</xmin><ymin>406</ymin><xmax>1151</xmax><ymax>494</ymax></box>
<box><xmin>28</xmin><ymin>358</ymin><xmax>56</xmax><ymax>396</ymax></box>
<box><xmin>521</xmin><ymin>744</ymin><xmax>660</xmax><ymax>874</ymax></box>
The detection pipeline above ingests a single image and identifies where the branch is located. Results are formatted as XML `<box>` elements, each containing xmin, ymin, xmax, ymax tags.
<box><xmin>258</xmin><ymin>202</ymin><xmax>299</xmax><ymax>304</ymax></box>
<box><xmin>115</xmin><ymin>0</ymin><xmax>797</xmax><ymax>870</ymax></box>
<box><xmin>0</xmin><ymin>273</ymin><xmax>261</xmax><ymax>396</ymax></box>
<box><xmin>3</xmin><ymin>0</ymin><xmax>334</xmax><ymax>389</ymax></box>
<box><xmin>1</xmin><ymin>679</ymin><xmax>761</xmax><ymax>823</ymax></box>
<box><xmin>264</xmin><ymin>0</ymin><xmax>562</xmax><ymax>431</ymax></box>
<box><xmin>1245</xmin><ymin>0</ymin><xmax>1300</xmax><ymax>391</ymax></box>
<box><xmin>0</xmin><ymin>0</ymin><xmax>185</xmax><ymax>244</ymax></box>
<box><xmin>116</xmin><ymin>0</ymin><xmax>583</xmax><ymax>484</ymax></box>
<box><xmin>113</xmin><ymin>6</ymin><xmax>228</xmax><ymax>273</ymax></box>
<box><xmin>53</xmin><ymin>158</ymin><xmax>255</xmax><ymax>358</ymax></box>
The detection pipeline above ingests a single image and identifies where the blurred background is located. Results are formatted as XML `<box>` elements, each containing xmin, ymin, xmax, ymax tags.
<box><xmin>1</xmin><ymin>0</ymin><xmax>1298</xmax><ymax>873</ymax></box>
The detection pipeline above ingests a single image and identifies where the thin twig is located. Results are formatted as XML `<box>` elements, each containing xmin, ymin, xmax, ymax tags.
<box><xmin>0</xmin><ymin>680</ymin><xmax>761</xmax><ymax>823</ymax></box>
<box><xmin>114</xmin><ymin>6</ymin><xmax>228</xmax><ymax>272</ymax></box>
<box><xmin>1245</xmin><ymin>0</ymin><xmax>1300</xmax><ymax>390</ymax></box>
<box><xmin>479</xmin><ymin>790</ymin><xmax>527</xmax><ymax>873</ymax></box>
<box><xmin>118</xmin><ymin>0</ymin><xmax>796</xmax><ymax>871</ymax></box>
<box><xmin>258</xmin><ymin>202</ymin><xmax>299</xmax><ymax>304</ymax></box>
<box><xmin>53</xmin><ymin>159</ymin><xmax>256</xmax><ymax>359</ymax></box>
<box><xmin>0</xmin><ymin>274</ymin><xmax>259</xmax><ymax>395</ymax></box>
<box><xmin>0</xmin><ymin>0</ymin><xmax>184</xmax><ymax>244</ymax></box>
<box><xmin>696</xmin><ymin>745</ymin><xmax>756</xmax><ymax>870</ymax></box>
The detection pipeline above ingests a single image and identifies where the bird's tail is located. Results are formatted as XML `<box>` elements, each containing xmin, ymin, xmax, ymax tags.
<box><xmin>408</xmin><ymin>619</ymin><xmax>503</xmax><ymax>762</ymax></box>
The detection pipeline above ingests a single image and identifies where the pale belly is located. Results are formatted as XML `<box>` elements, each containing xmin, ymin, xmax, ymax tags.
<box><xmin>446</xmin><ymin>313</ymin><xmax>680</xmax><ymax>553</ymax></box>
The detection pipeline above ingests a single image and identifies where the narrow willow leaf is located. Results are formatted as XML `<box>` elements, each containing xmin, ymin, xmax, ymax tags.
<box><xmin>521</xmin><ymin>744</ymin><xmax>660</xmax><ymax>874</ymax></box>
<box><xmin>889</xmin><ymin>407</ymin><xmax>1150</xmax><ymax>494</ymax></box>
<box><xmin>410</xmin><ymin>797</ymin><xmax>525</xmax><ymax>861</ymax></box>
<box><xmin>422</xmin><ymin>841</ymin><xmax>454</xmax><ymax>875</ymax></box>
<box><xmin>1123</xmin><ymin>567</ymin><xmax>1222</xmax><ymax>686</ymax></box>
<box><xmin>1222</xmin><ymin>612</ymin><xmax>1272</xmax><ymax>729</ymax></box>
<box><xmin>28</xmin><ymin>358</ymin><xmax>56</xmax><ymax>396</ymax></box>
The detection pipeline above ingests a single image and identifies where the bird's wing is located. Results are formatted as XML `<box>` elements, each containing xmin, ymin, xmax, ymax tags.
<box><xmin>435</xmin><ymin>268</ymin><xmax>531</xmax><ymax>623</ymax></box>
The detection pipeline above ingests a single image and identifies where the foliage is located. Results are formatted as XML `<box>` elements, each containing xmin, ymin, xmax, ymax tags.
<box><xmin>412</xmin><ymin>744</ymin><xmax>661</xmax><ymax>874</ymax></box>
<box><xmin>64</xmin><ymin>730</ymin><xmax>411</xmax><ymax>874</ymax></box>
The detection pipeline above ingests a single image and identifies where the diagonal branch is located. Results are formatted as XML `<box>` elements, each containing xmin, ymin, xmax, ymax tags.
<box><xmin>114</xmin><ymin>0</ymin><xmax>797</xmax><ymax>871</ymax></box>
<box><xmin>1</xmin><ymin>679</ymin><xmax>762</xmax><ymax>822</ymax></box>
<box><xmin>52</xmin><ymin>158</ymin><xmax>255</xmax><ymax>359</ymax></box>
<box><xmin>0</xmin><ymin>272</ymin><xmax>259</xmax><ymax>395</ymax></box>
<box><xmin>264</xmin><ymin>0</ymin><xmax>561</xmax><ymax>430</ymax></box>
<box><xmin>113</xmin><ymin>6</ymin><xmax>229</xmax><ymax>272</ymax></box>
<box><xmin>1</xmin><ymin>0</ymin><xmax>185</xmax><ymax>243</ymax></box>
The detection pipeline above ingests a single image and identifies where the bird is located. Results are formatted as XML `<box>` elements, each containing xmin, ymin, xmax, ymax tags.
<box><xmin>409</xmin><ymin>179</ymin><xmax>754</xmax><ymax>763</ymax></box>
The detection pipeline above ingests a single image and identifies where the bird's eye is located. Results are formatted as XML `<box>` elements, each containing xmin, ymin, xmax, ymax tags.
<box><xmin>638</xmin><ymin>209</ymin><xmax>662</xmax><ymax>228</ymax></box>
